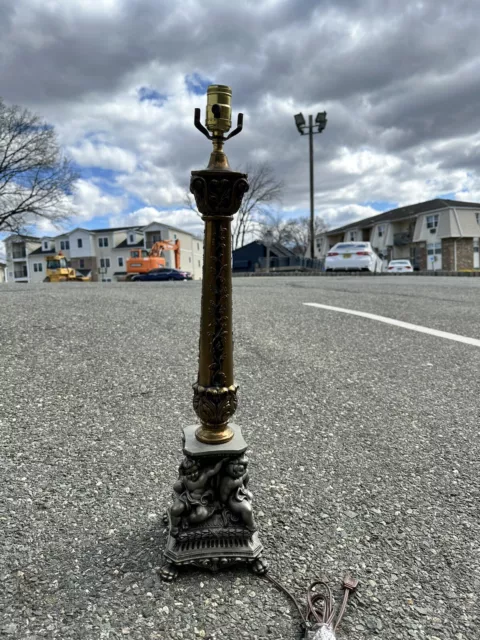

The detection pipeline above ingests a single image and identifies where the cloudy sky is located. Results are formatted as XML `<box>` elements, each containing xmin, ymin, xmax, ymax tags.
<box><xmin>1</xmin><ymin>0</ymin><xmax>480</xmax><ymax>256</ymax></box>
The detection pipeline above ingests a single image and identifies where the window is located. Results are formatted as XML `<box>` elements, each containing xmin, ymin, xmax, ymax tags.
<box><xmin>426</xmin><ymin>215</ymin><xmax>439</xmax><ymax>229</ymax></box>
<box><xmin>43</xmin><ymin>241</ymin><xmax>49</xmax><ymax>250</ymax></box>
<box><xmin>474</xmin><ymin>238</ymin><xmax>479</xmax><ymax>253</ymax></box>
<box><xmin>79</xmin><ymin>259</ymin><xmax>85</xmax><ymax>268</ymax></box>
<box><xmin>173</xmin><ymin>234</ymin><xmax>177</xmax><ymax>240</ymax></box>
<box><xmin>335</xmin><ymin>243</ymin><xmax>367</xmax><ymax>250</ymax></box>
<box><xmin>14</xmin><ymin>266</ymin><xmax>28</xmax><ymax>278</ymax></box>
<box><xmin>100</xmin><ymin>258</ymin><xmax>110</xmax><ymax>268</ymax></box>
<box><xmin>130</xmin><ymin>250</ymin><xmax>140</xmax><ymax>258</ymax></box>
<box><xmin>47</xmin><ymin>258</ymin><xmax>67</xmax><ymax>269</ymax></box>
<box><xmin>349</xmin><ymin>231</ymin><xmax>356</xmax><ymax>241</ymax></box>
<box><xmin>475</xmin><ymin>213</ymin><xmax>480</xmax><ymax>225</ymax></box>
<box><xmin>118</xmin><ymin>257</ymin><xmax>124</xmax><ymax>267</ymax></box>
<box><xmin>99</xmin><ymin>237</ymin><xmax>109</xmax><ymax>248</ymax></box>
<box><xmin>427</xmin><ymin>242</ymin><xmax>442</xmax><ymax>256</ymax></box>
<box><xmin>60</xmin><ymin>241</ymin><xmax>65</xmax><ymax>250</ymax></box>
<box><xmin>129</xmin><ymin>234</ymin><xmax>134</xmax><ymax>243</ymax></box>
<box><xmin>65</xmin><ymin>240</ymin><xmax>70</xmax><ymax>250</ymax></box>
<box><xmin>77</xmin><ymin>238</ymin><xmax>83</xmax><ymax>248</ymax></box>
<box><xmin>378</xmin><ymin>225</ymin><xmax>385</xmax><ymax>238</ymax></box>
<box><xmin>34</xmin><ymin>263</ymin><xmax>42</xmax><ymax>272</ymax></box>
<box><xmin>12</xmin><ymin>244</ymin><xmax>26</xmax><ymax>259</ymax></box>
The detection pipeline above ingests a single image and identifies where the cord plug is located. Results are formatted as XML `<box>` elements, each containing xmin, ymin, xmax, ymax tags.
<box><xmin>304</xmin><ymin>623</ymin><xmax>336</xmax><ymax>640</ymax></box>
<box><xmin>343</xmin><ymin>575</ymin><xmax>359</xmax><ymax>592</ymax></box>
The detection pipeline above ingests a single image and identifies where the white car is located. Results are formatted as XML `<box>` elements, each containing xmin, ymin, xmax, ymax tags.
<box><xmin>325</xmin><ymin>242</ymin><xmax>383</xmax><ymax>273</ymax></box>
<box><xmin>387</xmin><ymin>259</ymin><xmax>413</xmax><ymax>273</ymax></box>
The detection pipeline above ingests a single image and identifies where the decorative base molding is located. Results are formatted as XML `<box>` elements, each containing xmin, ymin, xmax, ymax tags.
<box><xmin>161</xmin><ymin>425</ymin><xmax>267</xmax><ymax>581</ymax></box>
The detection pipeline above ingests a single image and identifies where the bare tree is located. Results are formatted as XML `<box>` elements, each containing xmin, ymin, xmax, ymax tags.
<box><xmin>287</xmin><ymin>215</ymin><xmax>328</xmax><ymax>255</ymax></box>
<box><xmin>183</xmin><ymin>191</ymin><xmax>201</xmax><ymax>219</ymax></box>
<box><xmin>184</xmin><ymin>162</ymin><xmax>283</xmax><ymax>248</ymax></box>
<box><xmin>257</xmin><ymin>209</ymin><xmax>297</xmax><ymax>246</ymax></box>
<box><xmin>0</xmin><ymin>98</ymin><xmax>78</xmax><ymax>234</ymax></box>
<box><xmin>233</xmin><ymin>162</ymin><xmax>283</xmax><ymax>249</ymax></box>
<box><xmin>259</xmin><ymin>211</ymin><xmax>328</xmax><ymax>255</ymax></box>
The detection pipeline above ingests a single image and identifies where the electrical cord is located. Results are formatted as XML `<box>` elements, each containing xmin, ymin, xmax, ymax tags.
<box><xmin>262</xmin><ymin>572</ymin><xmax>358</xmax><ymax>639</ymax></box>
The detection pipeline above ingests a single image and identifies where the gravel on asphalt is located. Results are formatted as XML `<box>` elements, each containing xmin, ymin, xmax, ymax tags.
<box><xmin>1</xmin><ymin>276</ymin><xmax>479</xmax><ymax>640</ymax></box>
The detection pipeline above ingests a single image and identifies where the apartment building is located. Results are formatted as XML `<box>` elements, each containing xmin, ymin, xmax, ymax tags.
<box><xmin>4</xmin><ymin>235</ymin><xmax>42</xmax><ymax>283</ymax></box>
<box><xmin>316</xmin><ymin>199</ymin><xmax>480</xmax><ymax>271</ymax></box>
<box><xmin>4</xmin><ymin>222</ymin><xmax>204</xmax><ymax>283</ymax></box>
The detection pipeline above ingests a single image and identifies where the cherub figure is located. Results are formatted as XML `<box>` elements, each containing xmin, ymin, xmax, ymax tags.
<box><xmin>219</xmin><ymin>454</ymin><xmax>255</xmax><ymax>531</ymax></box>
<box><xmin>169</xmin><ymin>457</ymin><xmax>223</xmax><ymax>535</ymax></box>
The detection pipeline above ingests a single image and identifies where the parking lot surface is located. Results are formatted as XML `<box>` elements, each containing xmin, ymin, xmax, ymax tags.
<box><xmin>1</xmin><ymin>276</ymin><xmax>479</xmax><ymax>640</ymax></box>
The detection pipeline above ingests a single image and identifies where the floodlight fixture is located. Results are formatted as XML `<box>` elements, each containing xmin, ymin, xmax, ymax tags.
<box><xmin>294</xmin><ymin>113</ymin><xmax>306</xmax><ymax>134</ymax></box>
<box><xmin>316</xmin><ymin>111</ymin><xmax>327</xmax><ymax>132</ymax></box>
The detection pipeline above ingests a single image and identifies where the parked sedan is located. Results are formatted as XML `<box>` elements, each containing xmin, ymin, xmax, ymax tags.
<box><xmin>325</xmin><ymin>242</ymin><xmax>383</xmax><ymax>273</ymax></box>
<box><xmin>387</xmin><ymin>259</ymin><xmax>413</xmax><ymax>273</ymax></box>
<box><xmin>131</xmin><ymin>268</ymin><xmax>192</xmax><ymax>281</ymax></box>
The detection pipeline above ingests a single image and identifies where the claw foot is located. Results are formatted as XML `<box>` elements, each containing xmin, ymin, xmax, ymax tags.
<box><xmin>252</xmin><ymin>556</ymin><xmax>269</xmax><ymax>575</ymax></box>
<box><xmin>160</xmin><ymin>562</ymin><xmax>179</xmax><ymax>582</ymax></box>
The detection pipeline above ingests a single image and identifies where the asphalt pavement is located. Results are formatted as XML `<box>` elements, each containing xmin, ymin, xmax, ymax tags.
<box><xmin>1</xmin><ymin>276</ymin><xmax>479</xmax><ymax>640</ymax></box>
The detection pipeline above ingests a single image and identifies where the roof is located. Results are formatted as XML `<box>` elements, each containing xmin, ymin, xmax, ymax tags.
<box><xmin>233</xmin><ymin>240</ymin><xmax>296</xmax><ymax>257</ymax></box>
<box><xmin>3</xmin><ymin>234</ymin><xmax>41</xmax><ymax>242</ymax></box>
<box><xmin>324</xmin><ymin>198</ymin><xmax>480</xmax><ymax>236</ymax></box>
<box><xmin>29</xmin><ymin>246</ymin><xmax>55</xmax><ymax>255</ymax></box>
<box><xmin>114</xmin><ymin>239</ymin><xmax>145</xmax><ymax>249</ymax></box>
<box><xmin>86</xmin><ymin>225</ymin><xmax>141</xmax><ymax>233</ymax></box>
<box><xmin>271</xmin><ymin>242</ymin><xmax>296</xmax><ymax>257</ymax></box>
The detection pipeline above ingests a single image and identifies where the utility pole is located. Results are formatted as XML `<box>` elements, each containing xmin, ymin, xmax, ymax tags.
<box><xmin>294</xmin><ymin>111</ymin><xmax>327</xmax><ymax>262</ymax></box>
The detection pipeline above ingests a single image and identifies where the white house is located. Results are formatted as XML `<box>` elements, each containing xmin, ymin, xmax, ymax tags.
<box><xmin>4</xmin><ymin>235</ymin><xmax>42</xmax><ymax>283</ymax></box>
<box><xmin>4</xmin><ymin>222</ymin><xmax>204</xmax><ymax>283</ymax></box>
<box><xmin>142</xmin><ymin>222</ymin><xmax>203</xmax><ymax>279</ymax></box>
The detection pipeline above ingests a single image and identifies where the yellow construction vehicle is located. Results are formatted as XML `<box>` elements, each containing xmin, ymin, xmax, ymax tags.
<box><xmin>44</xmin><ymin>252</ymin><xmax>89</xmax><ymax>282</ymax></box>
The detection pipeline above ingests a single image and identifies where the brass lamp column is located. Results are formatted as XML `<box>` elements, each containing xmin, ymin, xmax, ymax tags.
<box><xmin>161</xmin><ymin>85</ymin><xmax>267</xmax><ymax>581</ymax></box>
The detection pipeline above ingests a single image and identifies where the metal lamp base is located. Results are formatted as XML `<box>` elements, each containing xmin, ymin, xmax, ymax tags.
<box><xmin>161</xmin><ymin>425</ymin><xmax>267</xmax><ymax>581</ymax></box>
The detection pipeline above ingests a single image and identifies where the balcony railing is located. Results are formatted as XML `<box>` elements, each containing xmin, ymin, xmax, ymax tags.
<box><xmin>12</xmin><ymin>248</ymin><xmax>27</xmax><ymax>259</ymax></box>
<box><xmin>14</xmin><ymin>268</ymin><xmax>28</xmax><ymax>279</ymax></box>
<box><xmin>393</xmin><ymin>231</ymin><xmax>413</xmax><ymax>246</ymax></box>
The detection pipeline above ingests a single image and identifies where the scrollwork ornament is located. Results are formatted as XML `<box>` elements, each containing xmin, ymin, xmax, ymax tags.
<box><xmin>190</xmin><ymin>171</ymin><xmax>249</xmax><ymax>216</ymax></box>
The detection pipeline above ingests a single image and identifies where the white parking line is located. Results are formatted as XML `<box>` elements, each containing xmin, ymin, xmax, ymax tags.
<box><xmin>304</xmin><ymin>302</ymin><xmax>480</xmax><ymax>348</ymax></box>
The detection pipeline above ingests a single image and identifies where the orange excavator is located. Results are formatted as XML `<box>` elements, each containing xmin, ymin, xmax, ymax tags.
<box><xmin>126</xmin><ymin>240</ymin><xmax>181</xmax><ymax>278</ymax></box>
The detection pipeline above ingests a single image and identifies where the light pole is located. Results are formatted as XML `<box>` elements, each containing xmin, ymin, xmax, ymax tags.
<box><xmin>294</xmin><ymin>111</ymin><xmax>327</xmax><ymax>261</ymax></box>
<box><xmin>161</xmin><ymin>85</ymin><xmax>267</xmax><ymax>581</ymax></box>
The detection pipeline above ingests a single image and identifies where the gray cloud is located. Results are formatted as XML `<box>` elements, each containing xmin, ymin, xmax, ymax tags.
<box><xmin>1</xmin><ymin>0</ymin><xmax>480</xmax><ymax>230</ymax></box>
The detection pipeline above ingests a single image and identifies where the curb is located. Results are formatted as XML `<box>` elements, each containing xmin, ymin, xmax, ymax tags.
<box><xmin>233</xmin><ymin>270</ymin><xmax>480</xmax><ymax>278</ymax></box>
